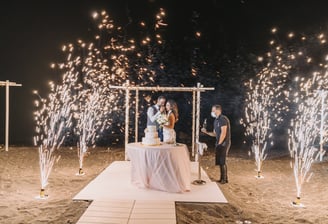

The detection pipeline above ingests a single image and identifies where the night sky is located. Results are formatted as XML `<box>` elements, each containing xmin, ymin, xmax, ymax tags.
<box><xmin>1</xmin><ymin>0</ymin><xmax>328</xmax><ymax>145</ymax></box>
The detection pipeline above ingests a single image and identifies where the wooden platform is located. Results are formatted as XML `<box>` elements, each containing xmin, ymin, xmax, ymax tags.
<box><xmin>75</xmin><ymin>161</ymin><xmax>227</xmax><ymax>223</ymax></box>
<box><xmin>77</xmin><ymin>200</ymin><xmax>176</xmax><ymax>224</ymax></box>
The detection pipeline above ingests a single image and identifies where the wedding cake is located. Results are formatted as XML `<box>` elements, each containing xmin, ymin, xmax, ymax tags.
<box><xmin>142</xmin><ymin>125</ymin><xmax>161</xmax><ymax>146</ymax></box>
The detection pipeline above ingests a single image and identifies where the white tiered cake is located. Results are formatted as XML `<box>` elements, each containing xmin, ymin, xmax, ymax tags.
<box><xmin>142</xmin><ymin>125</ymin><xmax>161</xmax><ymax>146</ymax></box>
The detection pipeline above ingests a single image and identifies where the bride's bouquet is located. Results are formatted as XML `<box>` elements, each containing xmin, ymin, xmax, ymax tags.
<box><xmin>157</xmin><ymin>113</ymin><xmax>168</xmax><ymax>127</ymax></box>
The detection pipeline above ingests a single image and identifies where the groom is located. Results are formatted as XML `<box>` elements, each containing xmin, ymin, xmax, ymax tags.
<box><xmin>147</xmin><ymin>95</ymin><xmax>166</xmax><ymax>141</ymax></box>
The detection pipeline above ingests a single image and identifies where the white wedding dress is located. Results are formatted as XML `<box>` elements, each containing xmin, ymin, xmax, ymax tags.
<box><xmin>163</xmin><ymin>111</ymin><xmax>176</xmax><ymax>144</ymax></box>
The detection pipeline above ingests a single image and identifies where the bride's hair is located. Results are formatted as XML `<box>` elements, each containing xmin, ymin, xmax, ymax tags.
<box><xmin>167</xmin><ymin>99</ymin><xmax>179</xmax><ymax>122</ymax></box>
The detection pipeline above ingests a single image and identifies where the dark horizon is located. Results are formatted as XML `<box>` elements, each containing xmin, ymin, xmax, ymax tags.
<box><xmin>1</xmin><ymin>0</ymin><xmax>328</xmax><ymax>146</ymax></box>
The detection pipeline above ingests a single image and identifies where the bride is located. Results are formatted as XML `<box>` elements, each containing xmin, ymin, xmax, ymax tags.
<box><xmin>163</xmin><ymin>99</ymin><xmax>179</xmax><ymax>144</ymax></box>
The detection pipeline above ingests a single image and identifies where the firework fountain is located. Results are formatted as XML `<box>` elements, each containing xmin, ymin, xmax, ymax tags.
<box><xmin>288</xmin><ymin>77</ymin><xmax>321</xmax><ymax>207</ymax></box>
<box><xmin>242</xmin><ymin>29</ymin><xmax>290</xmax><ymax>178</ymax></box>
<box><xmin>68</xmin><ymin>11</ymin><xmax>134</xmax><ymax>174</ymax></box>
<box><xmin>76</xmin><ymin>14</ymin><xmax>127</xmax><ymax>175</ymax></box>
<box><xmin>288</xmin><ymin>61</ymin><xmax>328</xmax><ymax>205</ymax></box>
<box><xmin>243</xmin><ymin>69</ymin><xmax>287</xmax><ymax>178</ymax></box>
<box><xmin>33</xmin><ymin>80</ymin><xmax>74</xmax><ymax>198</ymax></box>
<box><xmin>243</xmin><ymin>73</ymin><xmax>272</xmax><ymax>179</ymax></box>
<box><xmin>74</xmin><ymin>88</ymin><xmax>108</xmax><ymax>175</ymax></box>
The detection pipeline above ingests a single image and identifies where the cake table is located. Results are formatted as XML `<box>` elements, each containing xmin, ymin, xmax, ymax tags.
<box><xmin>126</xmin><ymin>142</ymin><xmax>191</xmax><ymax>193</ymax></box>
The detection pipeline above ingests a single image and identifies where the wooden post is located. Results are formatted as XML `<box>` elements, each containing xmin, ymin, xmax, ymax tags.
<box><xmin>195</xmin><ymin>83</ymin><xmax>201</xmax><ymax>159</ymax></box>
<box><xmin>135</xmin><ymin>89</ymin><xmax>139</xmax><ymax>142</ymax></box>
<box><xmin>5</xmin><ymin>81</ymin><xmax>9</xmax><ymax>151</ymax></box>
<box><xmin>125</xmin><ymin>80</ymin><xmax>130</xmax><ymax>160</ymax></box>
<box><xmin>192</xmin><ymin>90</ymin><xmax>196</xmax><ymax>157</ymax></box>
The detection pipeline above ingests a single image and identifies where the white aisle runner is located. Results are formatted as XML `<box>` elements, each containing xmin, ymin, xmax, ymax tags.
<box><xmin>74</xmin><ymin>161</ymin><xmax>227</xmax><ymax>223</ymax></box>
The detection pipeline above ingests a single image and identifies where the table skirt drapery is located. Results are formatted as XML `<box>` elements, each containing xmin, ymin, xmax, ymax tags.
<box><xmin>126</xmin><ymin>142</ymin><xmax>191</xmax><ymax>193</ymax></box>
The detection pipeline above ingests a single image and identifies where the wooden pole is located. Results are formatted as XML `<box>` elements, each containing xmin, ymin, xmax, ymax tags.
<box><xmin>125</xmin><ymin>80</ymin><xmax>130</xmax><ymax>160</ymax></box>
<box><xmin>135</xmin><ymin>89</ymin><xmax>139</xmax><ymax>142</ymax></box>
<box><xmin>192</xmin><ymin>83</ymin><xmax>207</xmax><ymax>185</ymax></box>
<box><xmin>195</xmin><ymin>83</ymin><xmax>201</xmax><ymax>159</ymax></box>
<box><xmin>192</xmin><ymin>90</ymin><xmax>196</xmax><ymax>157</ymax></box>
<box><xmin>5</xmin><ymin>80</ymin><xmax>9</xmax><ymax>151</ymax></box>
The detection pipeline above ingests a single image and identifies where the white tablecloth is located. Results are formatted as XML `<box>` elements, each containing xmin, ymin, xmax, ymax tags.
<box><xmin>126</xmin><ymin>142</ymin><xmax>191</xmax><ymax>193</ymax></box>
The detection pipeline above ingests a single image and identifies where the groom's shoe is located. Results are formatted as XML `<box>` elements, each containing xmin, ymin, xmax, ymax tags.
<box><xmin>215</xmin><ymin>176</ymin><xmax>223</xmax><ymax>183</ymax></box>
<box><xmin>215</xmin><ymin>179</ymin><xmax>228</xmax><ymax>184</ymax></box>
<box><xmin>219</xmin><ymin>179</ymin><xmax>228</xmax><ymax>184</ymax></box>
<box><xmin>218</xmin><ymin>164</ymin><xmax>228</xmax><ymax>184</ymax></box>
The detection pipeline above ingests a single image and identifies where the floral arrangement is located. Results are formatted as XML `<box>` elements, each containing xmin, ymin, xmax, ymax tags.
<box><xmin>157</xmin><ymin>113</ymin><xmax>168</xmax><ymax>126</ymax></box>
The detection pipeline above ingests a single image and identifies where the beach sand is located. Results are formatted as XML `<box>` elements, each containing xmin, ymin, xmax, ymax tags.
<box><xmin>0</xmin><ymin>146</ymin><xmax>327</xmax><ymax>224</ymax></box>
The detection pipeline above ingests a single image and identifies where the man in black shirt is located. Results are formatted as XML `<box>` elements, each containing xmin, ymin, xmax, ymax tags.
<box><xmin>201</xmin><ymin>104</ymin><xmax>231</xmax><ymax>184</ymax></box>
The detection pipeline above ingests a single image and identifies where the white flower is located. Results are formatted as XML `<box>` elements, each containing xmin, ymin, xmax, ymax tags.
<box><xmin>157</xmin><ymin>113</ymin><xmax>168</xmax><ymax>126</ymax></box>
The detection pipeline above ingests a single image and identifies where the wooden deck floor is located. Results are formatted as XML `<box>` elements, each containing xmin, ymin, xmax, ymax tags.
<box><xmin>77</xmin><ymin>200</ymin><xmax>176</xmax><ymax>224</ymax></box>
<box><xmin>75</xmin><ymin>161</ymin><xmax>227</xmax><ymax>224</ymax></box>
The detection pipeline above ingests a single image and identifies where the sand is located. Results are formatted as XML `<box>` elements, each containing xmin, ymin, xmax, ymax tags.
<box><xmin>0</xmin><ymin>146</ymin><xmax>327</xmax><ymax>224</ymax></box>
